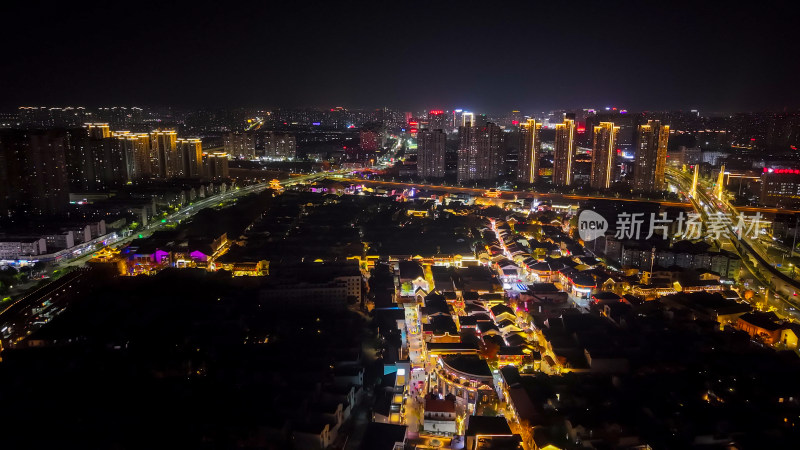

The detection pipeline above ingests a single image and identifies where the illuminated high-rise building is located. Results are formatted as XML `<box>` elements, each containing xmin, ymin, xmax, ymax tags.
<box><xmin>203</xmin><ymin>152</ymin><xmax>230</xmax><ymax>179</ymax></box>
<box><xmin>85</xmin><ymin>123</ymin><xmax>110</xmax><ymax>140</ymax></box>
<box><xmin>417</xmin><ymin>129</ymin><xmax>446</xmax><ymax>178</ymax></box>
<box><xmin>633</xmin><ymin>120</ymin><xmax>670</xmax><ymax>192</ymax></box>
<box><xmin>507</xmin><ymin>110</ymin><xmax>523</xmax><ymax>127</ymax></box>
<box><xmin>111</xmin><ymin>130</ymin><xmax>134</xmax><ymax>181</ymax></box>
<box><xmin>119</xmin><ymin>133</ymin><xmax>152</xmax><ymax>179</ymax></box>
<box><xmin>95</xmin><ymin>137</ymin><xmax>128</xmax><ymax>188</ymax></box>
<box><xmin>457</xmin><ymin>119</ymin><xmax>476</xmax><ymax>183</ymax></box>
<box><xmin>479</xmin><ymin>123</ymin><xmax>503</xmax><ymax>180</ymax></box>
<box><xmin>17</xmin><ymin>106</ymin><xmax>88</xmax><ymax>128</ymax></box>
<box><xmin>64</xmin><ymin>126</ymin><xmax>128</xmax><ymax>191</ymax></box>
<box><xmin>552</xmin><ymin>118</ymin><xmax>576</xmax><ymax>186</ymax></box>
<box><xmin>590</xmin><ymin>122</ymin><xmax>619</xmax><ymax>189</ymax></box>
<box><xmin>427</xmin><ymin>110</ymin><xmax>447</xmax><ymax>130</ymax></box>
<box><xmin>517</xmin><ymin>119</ymin><xmax>542</xmax><ymax>184</ymax></box>
<box><xmin>263</xmin><ymin>132</ymin><xmax>296</xmax><ymax>159</ymax></box>
<box><xmin>586</xmin><ymin>110</ymin><xmax>636</xmax><ymax>150</ymax></box>
<box><xmin>64</xmin><ymin>128</ymin><xmax>94</xmax><ymax>190</ymax></box>
<box><xmin>407</xmin><ymin>119</ymin><xmax>419</xmax><ymax>138</ymax></box>
<box><xmin>223</xmin><ymin>132</ymin><xmax>255</xmax><ymax>159</ymax></box>
<box><xmin>177</xmin><ymin>138</ymin><xmax>203</xmax><ymax>178</ymax></box>
<box><xmin>0</xmin><ymin>129</ymin><xmax>69</xmax><ymax>217</ymax></box>
<box><xmin>150</xmin><ymin>129</ymin><xmax>178</xmax><ymax>178</ymax></box>
<box><xmin>462</xmin><ymin>112</ymin><xmax>474</xmax><ymax>127</ymax></box>
<box><xmin>18</xmin><ymin>107</ymin><xmax>51</xmax><ymax>127</ymax></box>
<box><xmin>250</xmin><ymin>131</ymin><xmax>295</xmax><ymax>159</ymax></box>
<box><xmin>457</xmin><ymin>120</ymin><xmax>502</xmax><ymax>183</ymax></box>
<box><xmin>452</xmin><ymin>110</ymin><xmax>464</xmax><ymax>131</ymax></box>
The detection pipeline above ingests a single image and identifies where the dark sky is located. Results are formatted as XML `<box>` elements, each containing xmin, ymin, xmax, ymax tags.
<box><xmin>2</xmin><ymin>0</ymin><xmax>798</xmax><ymax>113</ymax></box>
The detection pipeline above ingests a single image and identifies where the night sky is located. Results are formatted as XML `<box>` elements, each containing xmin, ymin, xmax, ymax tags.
<box><xmin>2</xmin><ymin>1</ymin><xmax>798</xmax><ymax>113</ymax></box>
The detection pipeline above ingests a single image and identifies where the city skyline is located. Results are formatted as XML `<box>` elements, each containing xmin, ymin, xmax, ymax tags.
<box><xmin>4</xmin><ymin>3</ymin><xmax>800</xmax><ymax>449</ymax></box>
<box><xmin>8</xmin><ymin>104</ymin><xmax>787</xmax><ymax>117</ymax></box>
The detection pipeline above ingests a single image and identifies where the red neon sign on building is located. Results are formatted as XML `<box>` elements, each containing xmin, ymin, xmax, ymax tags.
<box><xmin>764</xmin><ymin>168</ymin><xmax>800</xmax><ymax>174</ymax></box>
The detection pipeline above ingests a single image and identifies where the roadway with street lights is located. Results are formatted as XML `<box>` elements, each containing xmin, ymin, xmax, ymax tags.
<box><xmin>667</xmin><ymin>166</ymin><xmax>800</xmax><ymax>320</ymax></box>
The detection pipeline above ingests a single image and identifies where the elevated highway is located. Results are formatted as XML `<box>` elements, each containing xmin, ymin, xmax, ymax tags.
<box><xmin>666</xmin><ymin>167</ymin><xmax>800</xmax><ymax>319</ymax></box>
<box><xmin>339</xmin><ymin>178</ymin><xmax>694</xmax><ymax>208</ymax></box>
